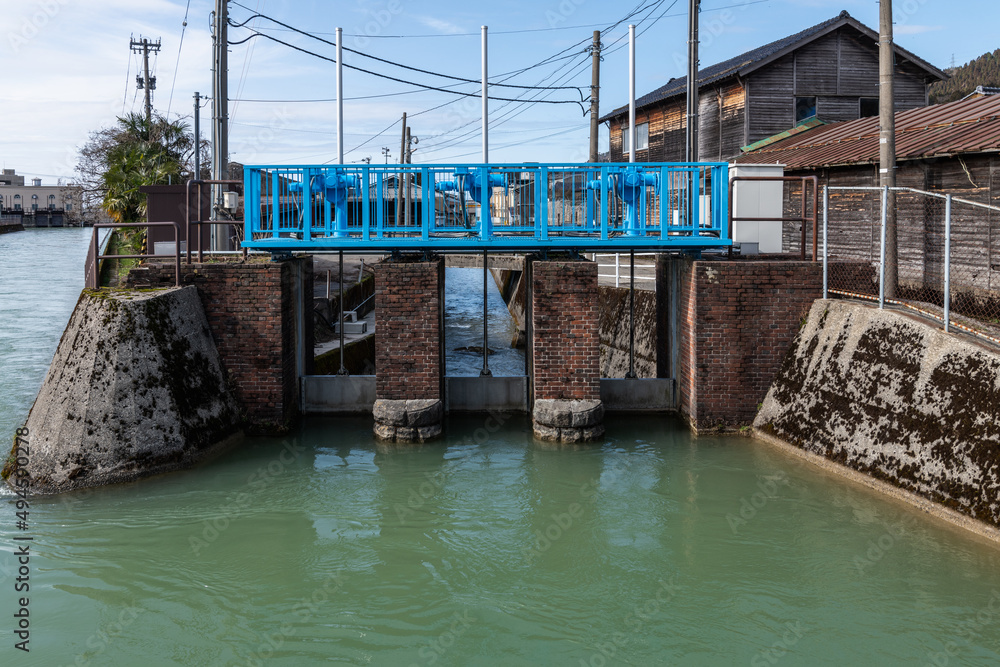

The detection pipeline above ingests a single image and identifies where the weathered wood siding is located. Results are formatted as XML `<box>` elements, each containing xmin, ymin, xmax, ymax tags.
<box><xmin>606</xmin><ymin>25</ymin><xmax>934</xmax><ymax>162</ymax></box>
<box><xmin>780</xmin><ymin>155</ymin><xmax>1000</xmax><ymax>301</ymax></box>
<box><xmin>747</xmin><ymin>28</ymin><xmax>931</xmax><ymax>144</ymax></box>
<box><xmin>607</xmin><ymin>81</ymin><xmax>744</xmax><ymax>162</ymax></box>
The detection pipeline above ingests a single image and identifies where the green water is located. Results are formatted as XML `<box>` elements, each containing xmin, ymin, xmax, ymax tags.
<box><xmin>4</xmin><ymin>417</ymin><xmax>1000</xmax><ymax>665</ymax></box>
<box><xmin>4</xmin><ymin>229</ymin><xmax>1000</xmax><ymax>665</ymax></box>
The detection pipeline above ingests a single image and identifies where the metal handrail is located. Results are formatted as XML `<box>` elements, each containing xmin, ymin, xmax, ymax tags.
<box><xmin>240</xmin><ymin>161</ymin><xmax>732</xmax><ymax>251</ymax></box>
<box><xmin>185</xmin><ymin>179</ymin><xmax>244</xmax><ymax>264</ymax></box>
<box><xmin>85</xmin><ymin>222</ymin><xmax>180</xmax><ymax>289</ymax></box>
<box><xmin>728</xmin><ymin>175</ymin><xmax>819</xmax><ymax>261</ymax></box>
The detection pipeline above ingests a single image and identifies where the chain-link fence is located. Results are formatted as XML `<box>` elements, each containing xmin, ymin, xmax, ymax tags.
<box><xmin>823</xmin><ymin>185</ymin><xmax>1000</xmax><ymax>342</ymax></box>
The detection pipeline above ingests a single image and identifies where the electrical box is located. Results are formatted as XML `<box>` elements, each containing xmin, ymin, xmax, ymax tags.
<box><xmin>729</xmin><ymin>163</ymin><xmax>784</xmax><ymax>253</ymax></box>
<box><xmin>223</xmin><ymin>191</ymin><xmax>239</xmax><ymax>210</ymax></box>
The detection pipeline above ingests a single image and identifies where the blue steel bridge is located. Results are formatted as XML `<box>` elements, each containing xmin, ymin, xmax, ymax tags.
<box><xmin>241</xmin><ymin>162</ymin><xmax>731</xmax><ymax>252</ymax></box>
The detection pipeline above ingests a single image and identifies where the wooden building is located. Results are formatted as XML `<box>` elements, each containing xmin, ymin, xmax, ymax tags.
<box><xmin>735</xmin><ymin>95</ymin><xmax>1000</xmax><ymax>310</ymax></box>
<box><xmin>600</xmin><ymin>11</ymin><xmax>946</xmax><ymax>163</ymax></box>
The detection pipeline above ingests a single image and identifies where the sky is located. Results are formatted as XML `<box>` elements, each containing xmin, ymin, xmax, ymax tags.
<box><xmin>2</xmin><ymin>0</ymin><xmax>996</xmax><ymax>183</ymax></box>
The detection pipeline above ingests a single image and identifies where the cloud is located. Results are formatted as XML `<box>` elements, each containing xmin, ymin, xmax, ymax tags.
<box><xmin>412</xmin><ymin>15</ymin><xmax>466</xmax><ymax>35</ymax></box>
<box><xmin>894</xmin><ymin>25</ymin><xmax>944</xmax><ymax>35</ymax></box>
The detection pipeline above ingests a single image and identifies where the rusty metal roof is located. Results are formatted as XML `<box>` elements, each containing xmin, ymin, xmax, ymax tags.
<box><xmin>734</xmin><ymin>96</ymin><xmax>1000</xmax><ymax>169</ymax></box>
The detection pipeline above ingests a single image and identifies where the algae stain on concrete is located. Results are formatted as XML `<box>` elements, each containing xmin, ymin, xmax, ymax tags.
<box><xmin>4</xmin><ymin>286</ymin><xmax>241</xmax><ymax>494</ymax></box>
<box><xmin>756</xmin><ymin>300</ymin><xmax>1000</xmax><ymax>526</ymax></box>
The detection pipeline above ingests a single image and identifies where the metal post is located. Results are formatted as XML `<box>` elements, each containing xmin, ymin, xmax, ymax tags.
<box><xmin>338</xmin><ymin>250</ymin><xmax>347</xmax><ymax>375</ymax></box>
<box><xmin>626</xmin><ymin>249</ymin><xmax>636</xmax><ymax>378</ymax></box>
<box><xmin>396</xmin><ymin>112</ymin><xmax>406</xmax><ymax>226</ymax></box>
<box><xmin>482</xmin><ymin>26</ymin><xmax>488</xmax><ymax>162</ymax></box>
<box><xmin>822</xmin><ymin>186</ymin><xmax>829</xmax><ymax>300</ymax></box>
<box><xmin>944</xmin><ymin>193</ymin><xmax>952</xmax><ymax>332</ymax></box>
<box><xmin>879</xmin><ymin>0</ymin><xmax>897</xmax><ymax>298</ymax></box>
<box><xmin>336</xmin><ymin>27</ymin><xmax>344</xmax><ymax>165</ymax></box>
<box><xmin>193</xmin><ymin>92</ymin><xmax>201</xmax><ymax>179</ymax></box>
<box><xmin>211</xmin><ymin>0</ymin><xmax>228</xmax><ymax>251</ymax></box>
<box><xmin>326</xmin><ymin>269</ymin><xmax>331</xmax><ymax>300</ymax></box>
<box><xmin>879</xmin><ymin>186</ymin><xmax>887</xmax><ymax>309</ymax></box>
<box><xmin>628</xmin><ymin>24</ymin><xmax>636</xmax><ymax>164</ymax></box>
<box><xmin>685</xmin><ymin>0</ymin><xmax>700</xmax><ymax>162</ymax></box>
<box><xmin>615</xmin><ymin>253</ymin><xmax>621</xmax><ymax>288</ymax></box>
<box><xmin>480</xmin><ymin>250</ymin><xmax>492</xmax><ymax>377</ymax></box>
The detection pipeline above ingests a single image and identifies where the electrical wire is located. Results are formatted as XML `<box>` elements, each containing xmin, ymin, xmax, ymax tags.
<box><xmin>166</xmin><ymin>0</ymin><xmax>193</xmax><ymax>117</ymax></box>
<box><xmin>122</xmin><ymin>47</ymin><xmax>134</xmax><ymax>115</ymax></box>
<box><xmin>231</xmin><ymin>0</ymin><xmax>265</xmax><ymax>125</ymax></box>
<box><xmin>227</xmin><ymin>29</ymin><xmax>586</xmax><ymax>109</ymax></box>
<box><xmin>228</xmin><ymin>11</ymin><xmax>585</xmax><ymax>94</ymax></box>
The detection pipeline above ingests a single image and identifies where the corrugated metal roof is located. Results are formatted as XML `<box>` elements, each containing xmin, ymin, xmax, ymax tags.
<box><xmin>599</xmin><ymin>11</ymin><xmax>947</xmax><ymax>123</ymax></box>
<box><xmin>734</xmin><ymin>95</ymin><xmax>1000</xmax><ymax>169</ymax></box>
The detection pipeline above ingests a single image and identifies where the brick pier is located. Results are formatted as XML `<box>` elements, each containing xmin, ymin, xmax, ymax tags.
<box><xmin>529</xmin><ymin>259</ymin><xmax>604</xmax><ymax>442</ymax></box>
<box><xmin>372</xmin><ymin>256</ymin><xmax>445</xmax><ymax>442</ymax></box>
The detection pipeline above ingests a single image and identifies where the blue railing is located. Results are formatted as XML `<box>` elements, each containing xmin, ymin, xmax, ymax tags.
<box><xmin>242</xmin><ymin>162</ymin><xmax>730</xmax><ymax>251</ymax></box>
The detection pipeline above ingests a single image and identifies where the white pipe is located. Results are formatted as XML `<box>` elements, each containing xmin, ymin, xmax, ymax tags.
<box><xmin>336</xmin><ymin>27</ymin><xmax>344</xmax><ymax>164</ymax></box>
<box><xmin>482</xmin><ymin>26</ymin><xmax>488</xmax><ymax>162</ymax></box>
<box><xmin>628</xmin><ymin>24</ymin><xmax>636</xmax><ymax>163</ymax></box>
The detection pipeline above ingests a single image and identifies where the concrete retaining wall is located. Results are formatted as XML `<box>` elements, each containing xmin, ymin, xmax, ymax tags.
<box><xmin>598</xmin><ymin>286</ymin><xmax>657</xmax><ymax>378</ymax></box>
<box><xmin>755</xmin><ymin>299</ymin><xmax>1000</xmax><ymax>527</ymax></box>
<box><xmin>3</xmin><ymin>287</ymin><xmax>240</xmax><ymax>494</ymax></box>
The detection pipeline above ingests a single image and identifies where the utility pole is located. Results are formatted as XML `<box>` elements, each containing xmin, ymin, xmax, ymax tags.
<box><xmin>130</xmin><ymin>36</ymin><xmax>161</xmax><ymax>125</ymax></box>
<box><xmin>211</xmin><ymin>0</ymin><xmax>229</xmax><ymax>251</ymax></box>
<box><xmin>396</xmin><ymin>112</ymin><xmax>407</xmax><ymax>225</ymax></box>
<box><xmin>685</xmin><ymin>0</ymin><xmax>700</xmax><ymax>162</ymax></box>
<box><xmin>879</xmin><ymin>0</ymin><xmax>897</xmax><ymax>297</ymax></box>
<box><xmin>588</xmin><ymin>30</ymin><xmax>601</xmax><ymax>163</ymax></box>
<box><xmin>404</xmin><ymin>125</ymin><xmax>412</xmax><ymax>226</ymax></box>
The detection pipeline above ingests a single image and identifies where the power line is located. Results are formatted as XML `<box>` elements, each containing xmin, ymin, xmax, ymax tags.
<box><xmin>227</xmin><ymin>29</ymin><xmax>586</xmax><ymax>109</ymax></box>
<box><xmin>166</xmin><ymin>0</ymin><xmax>193</xmax><ymax>117</ymax></box>
<box><xmin>228</xmin><ymin>11</ymin><xmax>585</xmax><ymax>95</ymax></box>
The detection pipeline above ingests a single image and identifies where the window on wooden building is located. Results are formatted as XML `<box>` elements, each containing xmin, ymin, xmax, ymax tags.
<box><xmin>795</xmin><ymin>96</ymin><xmax>817</xmax><ymax>123</ymax></box>
<box><xmin>859</xmin><ymin>97</ymin><xmax>879</xmax><ymax>118</ymax></box>
<box><xmin>621</xmin><ymin>122</ymin><xmax>649</xmax><ymax>153</ymax></box>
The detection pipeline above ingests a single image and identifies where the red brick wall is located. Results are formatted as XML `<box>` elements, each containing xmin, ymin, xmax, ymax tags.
<box><xmin>671</xmin><ymin>259</ymin><xmax>822</xmax><ymax>430</ymax></box>
<box><xmin>127</xmin><ymin>258</ymin><xmax>312</xmax><ymax>429</ymax></box>
<box><xmin>531</xmin><ymin>260</ymin><xmax>601</xmax><ymax>401</ymax></box>
<box><xmin>374</xmin><ymin>258</ymin><xmax>443</xmax><ymax>401</ymax></box>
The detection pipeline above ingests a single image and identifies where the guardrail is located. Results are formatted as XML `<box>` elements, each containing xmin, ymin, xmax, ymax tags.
<box><xmin>591</xmin><ymin>252</ymin><xmax>657</xmax><ymax>287</ymax></box>
<box><xmin>823</xmin><ymin>185</ymin><xmax>1000</xmax><ymax>344</ymax></box>
<box><xmin>241</xmin><ymin>162</ymin><xmax>731</xmax><ymax>251</ymax></box>
<box><xmin>85</xmin><ymin>222</ymin><xmax>180</xmax><ymax>289</ymax></box>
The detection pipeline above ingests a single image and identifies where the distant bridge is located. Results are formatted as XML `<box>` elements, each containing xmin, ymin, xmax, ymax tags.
<box><xmin>241</xmin><ymin>162</ymin><xmax>731</xmax><ymax>252</ymax></box>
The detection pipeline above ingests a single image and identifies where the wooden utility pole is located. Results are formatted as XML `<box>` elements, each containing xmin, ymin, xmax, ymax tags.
<box><xmin>879</xmin><ymin>0</ymin><xmax>897</xmax><ymax>297</ymax></box>
<box><xmin>130</xmin><ymin>36</ymin><xmax>161</xmax><ymax>125</ymax></box>
<box><xmin>588</xmin><ymin>30</ymin><xmax>601</xmax><ymax>163</ymax></box>
<box><xmin>404</xmin><ymin>125</ymin><xmax>412</xmax><ymax>226</ymax></box>
<box><xmin>685</xmin><ymin>0</ymin><xmax>700</xmax><ymax>162</ymax></box>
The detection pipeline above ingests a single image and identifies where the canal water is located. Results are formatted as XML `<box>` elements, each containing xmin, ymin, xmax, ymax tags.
<box><xmin>444</xmin><ymin>267</ymin><xmax>524</xmax><ymax>377</ymax></box>
<box><xmin>3</xmin><ymin>229</ymin><xmax>1000</xmax><ymax>666</ymax></box>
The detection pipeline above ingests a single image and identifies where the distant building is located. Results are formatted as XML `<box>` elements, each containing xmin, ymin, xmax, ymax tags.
<box><xmin>962</xmin><ymin>85</ymin><xmax>1000</xmax><ymax>101</ymax></box>
<box><xmin>600</xmin><ymin>10</ymin><xmax>947</xmax><ymax>163</ymax></box>
<box><xmin>0</xmin><ymin>169</ymin><xmax>81</xmax><ymax>226</ymax></box>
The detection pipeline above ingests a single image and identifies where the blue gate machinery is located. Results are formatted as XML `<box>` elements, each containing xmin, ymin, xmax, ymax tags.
<box><xmin>241</xmin><ymin>162</ymin><xmax>731</xmax><ymax>252</ymax></box>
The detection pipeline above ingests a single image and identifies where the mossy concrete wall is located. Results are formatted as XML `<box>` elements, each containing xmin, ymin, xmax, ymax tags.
<box><xmin>598</xmin><ymin>286</ymin><xmax>657</xmax><ymax>378</ymax></box>
<box><xmin>3</xmin><ymin>287</ymin><xmax>240</xmax><ymax>495</ymax></box>
<box><xmin>755</xmin><ymin>299</ymin><xmax>1000</xmax><ymax>527</ymax></box>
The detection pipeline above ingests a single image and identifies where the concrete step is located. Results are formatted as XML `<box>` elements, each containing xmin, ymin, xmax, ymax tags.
<box><xmin>342</xmin><ymin>321</ymin><xmax>367</xmax><ymax>335</ymax></box>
